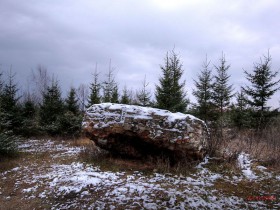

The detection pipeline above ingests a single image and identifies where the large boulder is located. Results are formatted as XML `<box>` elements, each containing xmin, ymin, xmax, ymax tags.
<box><xmin>82</xmin><ymin>103</ymin><xmax>209</xmax><ymax>161</ymax></box>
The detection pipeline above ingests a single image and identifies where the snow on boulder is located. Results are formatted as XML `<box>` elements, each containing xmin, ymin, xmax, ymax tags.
<box><xmin>82</xmin><ymin>103</ymin><xmax>209</xmax><ymax>161</ymax></box>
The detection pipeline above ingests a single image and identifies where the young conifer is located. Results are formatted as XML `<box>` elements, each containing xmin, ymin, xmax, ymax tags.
<box><xmin>39</xmin><ymin>79</ymin><xmax>64</xmax><ymax>134</ymax></box>
<box><xmin>242</xmin><ymin>52</ymin><xmax>280</xmax><ymax>128</ymax></box>
<box><xmin>212</xmin><ymin>52</ymin><xmax>234</xmax><ymax>118</ymax></box>
<box><xmin>137</xmin><ymin>75</ymin><xmax>151</xmax><ymax>107</ymax></box>
<box><xmin>121</xmin><ymin>86</ymin><xmax>131</xmax><ymax>104</ymax></box>
<box><xmin>88</xmin><ymin>65</ymin><xmax>101</xmax><ymax>106</ymax></box>
<box><xmin>193</xmin><ymin>56</ymin><xmax>213</xmax><ymax>123</ymax></box>
<box><xmin>155</xmin><ymin>51</ymin><xmax>188</xmax><ymax>112</ymax></box>
<box><xmin>65</xmin><ymin>87</ymin><xmax>79</xmax><ymax>114</ymax></box>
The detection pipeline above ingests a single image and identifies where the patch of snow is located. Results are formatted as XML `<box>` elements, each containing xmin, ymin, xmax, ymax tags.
<box><xmin>39</xmin><ymin>191</ymin><xmax>47</xmax><ymax>198</ymax></box>
<box><xmin>11</xmin><ymin>167</ymin><xmax>20</xmax><ymax>172</ymax></box>
<box><xmin>86</xmin><ymin>103</ymin><xmax>202</xmax><ymax>124</ymax></box>
<box><xmin>17</xmin><ymin>159</ymin><xmax>247</xmax><ymax>209</ymax></box>
<box><xmin>237</xmin><ymin>152</ymin><xmax>257</xmax><ymax>180</ymax></box>
<box><xmin>256</xmin><ymin>165</ymin><xmax>267</xmax><ymax>170</ymax></box>
<box><xmin>22</xmin><ymin>186</ymin><xmax>38</xmax><ymax>193</ymax></box>
<box><xmin>196</xmin><ymin>155</ymin><xmax>209</xmax><ymax>169</ymax></box>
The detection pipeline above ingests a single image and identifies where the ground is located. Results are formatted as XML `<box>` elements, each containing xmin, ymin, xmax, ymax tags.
<box><xmin>0</xmin><ymin>138</ymin><xmax>279</xmax><ymax>210</ymax></box>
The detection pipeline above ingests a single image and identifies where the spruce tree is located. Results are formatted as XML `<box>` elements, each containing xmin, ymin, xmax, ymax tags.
<box><xmin>243</xmin><ymin>53</ymin><xmax>280</xmax><ymax>111</ymax></box>
<box><xmin>21</xmin><ymin>95</ymin><xmax>38</xmax><ymax>136</ymax></box>
<box><xmin>242</xmin><ymin>52</ymin><xmax>280</xmax><ymax>128</ymax></box>
<box><xmin>155</xmin><ymin>51</ymin><xmax>188</xmax><ymax>113</ymax></box>
<box><xmin>60</xmin><ymin>87</ymin><xmax>82</xmax><ymax>137</ymax></box>
<box><xmin>137</xmin><ymin>75</ymin><xmax>151</xmax><ymax>107</ymax></box>
<box><xmin>39</xmin><ymin>80</ymin><xmax>64</xmax><ymax>135</ymax></box>
<box><xmin>65</xmin><ymin>87</ymin><xmax>79</xmax><ymax>114</ymax></box>
<box><xmin>0</xmin><ymin>70</ymin><xmax>22</xmax><ymax>133</ymax></box>
<box><xmin>0</xmin><ymin>132</ymin><xmax>18</xmax><ymax>156</ymax></box>
<box><xmin>231</xmin><ymin>89</ymin><xmax>252</xmax><ymax>129</ymax></box>
<box><xmin>1</xmin><ymin>71</ymin><xmax>19</xmax><ymax>114</ymax></box>
<box><xmin>212</xmin><ymin>53</ymin><xmax>234</xmax><ymax>118</ymax></box>
<box><xmin>0</xmin><ymin>71</ymin><xmax>4</xmax><ymax>132</ymax></box>
<box><xmin>193</xmin><ymin>56</ymin><xmax>213</xmax><ymax>123</ymax></box>
<box><xmin>0</xmin><ymin>70</ymin><xmax>20</xmax><ymax>155</ymax></box>
<box><xmin>88</xmin><ymin>68</ymin><xmax>101</xmax><ymax>106</ymax></box>
<box><xmin>121</xmin><ymin>86</ymin><xmax>131</xmax><ymax>104</ymax></box>
<box><xmin>0</xmin><ymin>71</ymin><xmax>3</xmax><ymax>94</ymax></box>
<box><xmin>0</xmin><ymin>71</ymin><xmax>3</xmax><ymax>115</ymax></box>
<box><xmin>111</xmin><ymin>86</ymin><xmax>119</xmax><ymax>103</ymax></box>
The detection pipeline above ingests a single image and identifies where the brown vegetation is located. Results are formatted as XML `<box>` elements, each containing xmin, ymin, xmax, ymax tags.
<box><xmin>208</xmin><ymin>116</ymin><xmax>280</xmax><ymax>170</ymax></box>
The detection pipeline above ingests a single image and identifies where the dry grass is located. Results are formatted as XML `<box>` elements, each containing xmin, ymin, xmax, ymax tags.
<box><xmin>207</xmin><ymin>116</ymin><xmax>280</xmax><ymax>171</ymax></box>
<box><xmin>70</xmin><ymin>137</ymin><xmax>94</xmax><ymax>147</ymax></box>
<box><xmin>218</xmin><ymin>128</ymin><xmax>280</xmax><ymax>170</ymax></box>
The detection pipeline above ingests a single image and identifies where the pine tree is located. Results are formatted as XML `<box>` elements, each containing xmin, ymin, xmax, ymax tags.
<box><xmin>39</xmin><ymin>79</ymin><xmax>64</xmax><ymax>135</ymax></box>
<box><xmin>65</xmin><ymin>87</ymin><xmax>79</xmax><ymax>114</ymax></box>
<box><xmin>155</xmin><ymin>51</ymin><xmax>188</xmax><ymax>112</ymax></box>
<box><xmin>121</xmin><ymin>86</ymin><xmax>131</xmax><ymax>104</ymax></box>
<box><xmin>193</xmin><ymin>56</ymin><xmax>213</xmax><ymax>123</ymax></box>
<box><xmin>212</xmin><ymin>53</ymin><xmax>234</xmax><ymax>118</ymax></box>
<box><xmin>242</xmin><ymin>52</ymin><xmax>280</xmax><ymax>128</ymax></box>
<box><xmin>88</xmin><ymin>66</ymin><xmax>101</xmax><ymax>106</ymax></box>
<box><xmin>137</xmin><ymin>75</ymin><xmax>151</xmax><ymax>107</ymax></box>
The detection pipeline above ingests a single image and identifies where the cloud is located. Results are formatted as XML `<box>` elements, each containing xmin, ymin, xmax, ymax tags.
<box><xmin>0</xmin><ymin>0</ymin><xmax>279</xmax><ymax>106</ymax></box>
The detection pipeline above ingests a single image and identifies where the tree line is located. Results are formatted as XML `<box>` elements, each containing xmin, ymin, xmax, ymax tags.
<box><xmin>0</xmin><ymin>50</ymin><xmax>279</xmax><ymax>144</ymax></box>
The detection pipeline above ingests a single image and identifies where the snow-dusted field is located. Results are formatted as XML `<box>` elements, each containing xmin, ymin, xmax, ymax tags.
<box><xmin>0</xmin><ymin>139</ymin><xmax>279</xmax><ymax>209</ymax></box>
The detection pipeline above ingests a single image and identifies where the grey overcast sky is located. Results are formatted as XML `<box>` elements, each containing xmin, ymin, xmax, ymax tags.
<box><xmin>0</xmin><ymin>0</ymin><xmax>280</xmax><ymax>107</ymax></box>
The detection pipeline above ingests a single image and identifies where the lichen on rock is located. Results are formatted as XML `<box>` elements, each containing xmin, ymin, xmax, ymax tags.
<box><xmin>82</xmin><ymin>103</ymin><xmax>209</xmax><ymax>161</ymax></box>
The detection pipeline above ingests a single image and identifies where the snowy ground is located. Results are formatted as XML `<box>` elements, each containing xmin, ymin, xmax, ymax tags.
<box><xmin>0</xmin><ymin>139</ymin><xmax>279</xmax><ymax>209</ymax></box>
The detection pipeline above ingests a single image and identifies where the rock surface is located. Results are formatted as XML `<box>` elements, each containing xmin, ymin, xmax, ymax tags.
<box><xmin>82</xmin><ymin>103</ymin><xmax>209</xmax><ymax>161</ymax></box>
